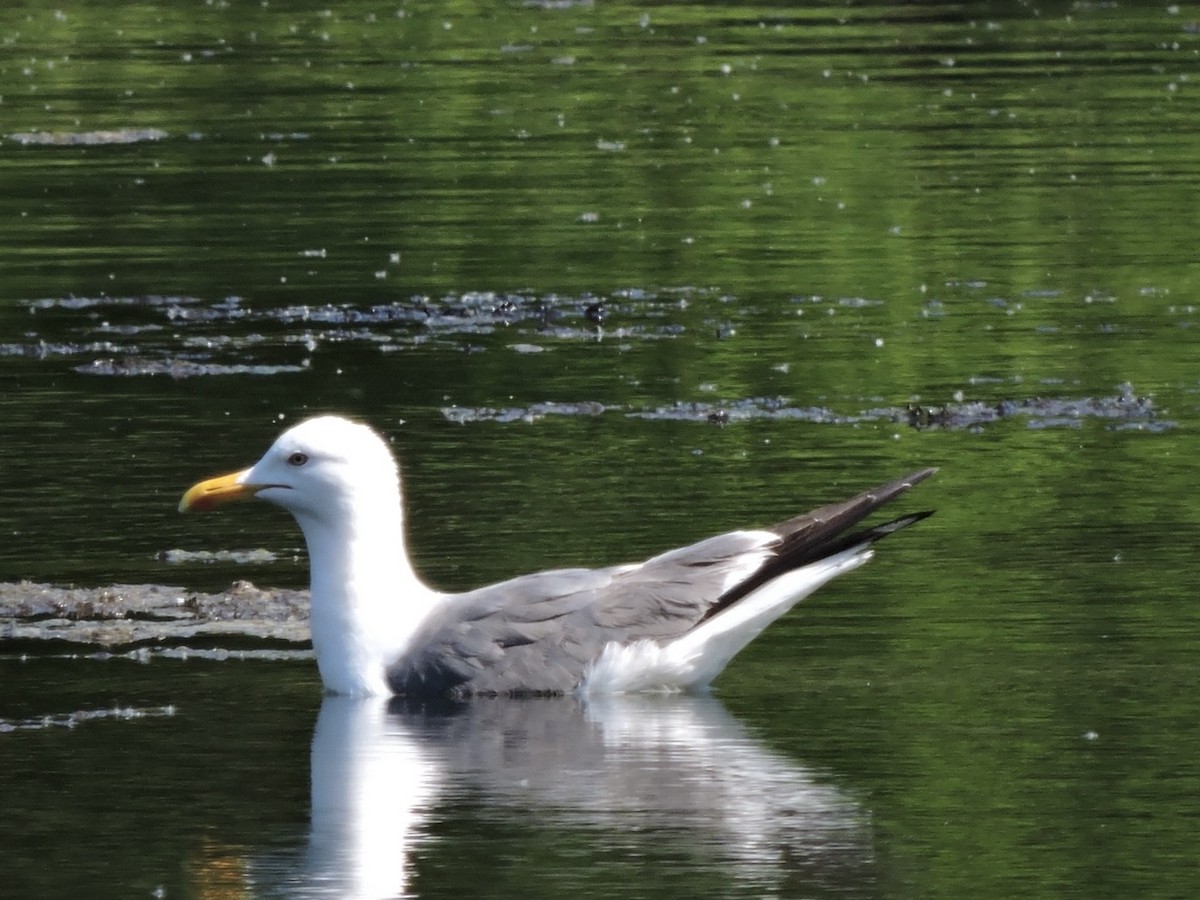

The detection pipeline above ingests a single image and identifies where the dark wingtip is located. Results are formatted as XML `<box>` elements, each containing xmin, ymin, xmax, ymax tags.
<box><xmin>776</xmin><ymin>465</ymin><xmax>937</xmax><ymax>537</ymax></box>
<box><xmin>862</xmin><ymin>508</ymin><xmax>935</xmax><ymax>540</ymax></box>
<box><xmin>879</xmin><ymin>466</ymin><xmax>938</xmax><ymax>496</ymax></box>
<box><xmin>693</xmin><ymin>470</ymin><xmax>935</xmax><ymax>628</ymax></box>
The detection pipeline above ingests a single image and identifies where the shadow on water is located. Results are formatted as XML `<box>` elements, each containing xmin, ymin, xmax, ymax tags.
<box><xmin>281</xmin><ymin>693</ymin><xmax>874</xmax><ymax>899</ymax></box>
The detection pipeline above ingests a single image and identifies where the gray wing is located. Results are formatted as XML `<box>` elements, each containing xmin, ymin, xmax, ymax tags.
<box><xmin>386</xmin><ymin>531</ymin><xmax>773</xmax><ymax>698</ymax></box>
<box><xmin>386</xmin><ymin>467</ymin><xmax>936</xmax><ymax>698</ymax></box>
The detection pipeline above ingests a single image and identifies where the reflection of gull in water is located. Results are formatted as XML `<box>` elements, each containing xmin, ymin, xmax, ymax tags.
<box><xmin>301</xmin><ymin>695</ymin><xmax>873</xmax><ymax>898</ymax></box>
<box><xmin>306</xmin><ymin>697</ymin><xmax>441</xmax><ymax>899</ymax></box>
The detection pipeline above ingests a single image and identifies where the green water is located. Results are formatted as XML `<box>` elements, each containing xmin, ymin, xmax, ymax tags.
<box><xmin>3</xmin><ymin>1</ymin><xmax>1200</xmax><ymax>897</ymax></box>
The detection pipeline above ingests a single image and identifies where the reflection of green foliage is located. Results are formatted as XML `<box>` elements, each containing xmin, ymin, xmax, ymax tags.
<box><xmin>2</xmin><ymin>1</ymin><xmax>1200</xmax><ymax>897</ymax></box>
<box><xmin>4</xmin><ymin>1</ymin><xmax>1198</xmax><ymax>313</ymax></box>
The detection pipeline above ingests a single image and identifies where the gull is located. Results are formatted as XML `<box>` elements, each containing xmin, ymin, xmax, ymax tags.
<box><xmin>179</xmin><ymin>415</ymin><xmax>934</xmax><ymax>697</ymax></box>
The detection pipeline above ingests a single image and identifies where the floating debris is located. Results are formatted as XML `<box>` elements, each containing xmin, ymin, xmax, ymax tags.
<box><xmin>150</xmin><ymin>645</ymin><xmax>312</xmax><ymax>662</ymax></box>
<box><xmin>76</xmin><ymin>358</ymin><xmax>310</xmax><ymax>378</ymax></box>
<box><xmin>25</xmin><ymin>294</ymin><xmax>203</xmax><ymax>311</ymax></box>
<box><xmin>889</xmin><ymin>385</ymin><xmax>1166</xmax><ymax>431</ymax></box>
<box><xmin>0</xmin><ymin>580</ymin><xmax>310</xmax><ymax>647</ymax></box>
<box><xmin>443</xmin><ymin>401</ymin><xmax>610</xmax><ymax>424</ymax></box>
<box><xmin>0</xmin><ymin>646</ymin><xmax>313</xmax><ymax>666</ymax></box>
<box><xmin>584</xmin><ymin>302</ymin><xmax>608</xmax><ymax>326</ymax></box>
<box><xmin>628</xmin><ymin>397</ymin><xmax>844</xmax><ymax>424</ymax></box>
<box><xmin>14</xmin><ymin>291</ymin><xmax>693</xmax><ymax>376</ymax></box>
<box><xmin>157</xmin><ymin>548</ymin><xmax>282</xmax><ymax>565</ymax></box>
<box><xmin>8</xmin><ymin>128</ymin><xmax>168</xmax><ymax>146</ymax></box>
<box><xmin>0</xmin><ymin>340</ymin><xmax>123</xmax><ymax>359</ymax></box>
<box><xmin>0</xmin><ymin>705</ymin><xmax>177</xmax><ymax>734</ymax></box>
<box><xmin>443</xmin><ymin>386</ymin><xmax>1173</xmax><ymax>432</ymax></box>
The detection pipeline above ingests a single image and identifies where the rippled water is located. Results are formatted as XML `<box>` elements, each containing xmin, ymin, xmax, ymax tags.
<box><xmin>3</xmin><ymin>1</ymin><xmax>1200</xmax><ymax>897</ymax></box>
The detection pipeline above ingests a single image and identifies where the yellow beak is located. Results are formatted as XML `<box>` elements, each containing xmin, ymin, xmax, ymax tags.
<box><xmin>178</xmin><ymin>469</ymin><xmax>255</xmax><ymax>513</ymax></box>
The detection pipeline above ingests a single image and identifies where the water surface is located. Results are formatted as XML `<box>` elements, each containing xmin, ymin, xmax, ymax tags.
<box><xmin>3</xmin><ymin>1</ymin><xmax>1200</xmax><ymax>897</ymax></box>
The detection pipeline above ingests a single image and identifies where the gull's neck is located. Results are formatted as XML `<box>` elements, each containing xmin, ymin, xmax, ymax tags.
<box><xmin>296</xmin><ymin>486</ymin><xmax>441</xmax><ymax>696</ymax></box>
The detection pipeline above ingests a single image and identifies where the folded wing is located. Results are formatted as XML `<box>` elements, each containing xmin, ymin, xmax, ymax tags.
<box><xmin>386</xmin><ymin>468</ymin><xmax>936</xmax><ymax>697</ymax></box>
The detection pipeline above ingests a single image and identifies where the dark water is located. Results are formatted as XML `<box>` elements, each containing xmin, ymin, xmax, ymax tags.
<box><xmin>3</xmin><ymin>1</ymin><xmax>1200</xmax><ymax>897</ymax></box>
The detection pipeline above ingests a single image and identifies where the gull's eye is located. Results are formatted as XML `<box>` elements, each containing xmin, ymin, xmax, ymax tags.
<box><xmin>287</xmin><ymin>451</ymin><xmax>309</xmax><ymax>467</ymax></box>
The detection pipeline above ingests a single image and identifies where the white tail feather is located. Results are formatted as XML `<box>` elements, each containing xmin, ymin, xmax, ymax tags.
<box><xmin>581</xmin><ymin>544</ymin><xmax>874</xmax><ymax>694</ymax></box>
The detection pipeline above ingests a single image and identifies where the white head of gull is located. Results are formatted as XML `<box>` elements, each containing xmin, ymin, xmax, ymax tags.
<box><xmin>180</xmin><ymin>415</ymin><xmax>936</xmax><ymax>698</ymax></box>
